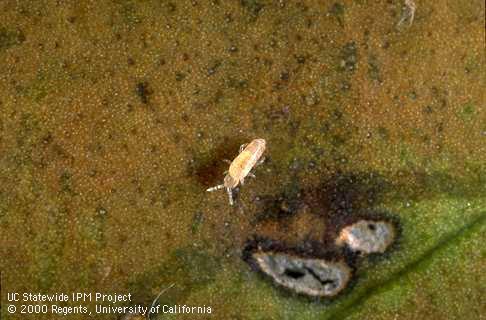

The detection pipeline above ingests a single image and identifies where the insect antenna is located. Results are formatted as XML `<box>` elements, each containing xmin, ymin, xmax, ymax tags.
<box><xmin>227</xmin><ymin>187</ymin><xmax>234</xmax><ymax>205</ymax></box>
<box><xmin>146</xmin><ymin>283</ymin><xmax>175</xmax><ymax>320</ymax></box>
<box><xmin>206</xmin><ymin>184</ymin><xmax>225</xmax><ymax>192</ymax></box>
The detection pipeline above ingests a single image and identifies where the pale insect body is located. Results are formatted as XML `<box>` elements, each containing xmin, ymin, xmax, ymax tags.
<box><xmin>207</xmin><ymin>139</ymin><xmax>266</xmax><ymax>205</ymax></box>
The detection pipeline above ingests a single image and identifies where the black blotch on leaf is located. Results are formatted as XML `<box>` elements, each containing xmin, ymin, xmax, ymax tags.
<box><xmin>136</xmin><ymin>82</ymin><xmax>151</xmax><ymax>104</ymax></box>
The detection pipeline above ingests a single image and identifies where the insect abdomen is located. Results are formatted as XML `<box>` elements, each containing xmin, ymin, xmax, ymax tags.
<box><xmin>228</xmin><ymin>139</ymin><xmax>266</xmax><ymax>182</ymax></box>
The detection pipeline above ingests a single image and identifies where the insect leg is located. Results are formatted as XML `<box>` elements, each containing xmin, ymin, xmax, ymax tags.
<box><xmin>222</xmin><ymin>159</ymin><xmax>232</xmax><ymax>164</ymax></box>
<box><xmin>247</xmin><ymin>173</ymin><xmax>256</xmax><ymax>178</ymax></box>
<box><xmin>207</xmin><ymin>184</ymin><xmax>225</xmax><ymax>192</ymax></box>
<box><xmin>239</xmin><ymin>143</ymin><xmax>248</xmax><ymax>153</ymax></box>
<box><xmin>256</xmin><ymin>156</ymin><xmax>266</xmax><ymax>166</ymax></box>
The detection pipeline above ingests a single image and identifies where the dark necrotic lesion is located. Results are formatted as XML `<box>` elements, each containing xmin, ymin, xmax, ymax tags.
<box><xmin>284</xmin><ymin>268</ymin><xmax>305</xmax><ymax>279</ymax></box>
<box><xmin>283</xmin><ymin>266</ymin><xmax>337</xmax><ymax>289</ymax></box>
<box><xmin>304</xmin><ymin>267</ymin><xmax>336</xmax><ymax>288</ymax></box>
